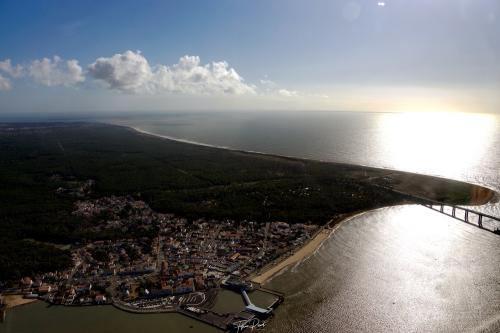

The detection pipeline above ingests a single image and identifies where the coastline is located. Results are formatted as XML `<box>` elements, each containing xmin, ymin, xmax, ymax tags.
<box><xmin>127</xmin><ymin>125</ymin><xmax>495</xmax><ymax>206</ymax></box>
<box><xmin>2</xmin><ymin>295</ymin><xmax>38</xmax><ymax>309</ymax></box>
<box><xmin>250</xmin><ymin>211</ymin><xmax>367</xmax><ymax>285</ymax></box>
<box><xmin>125</xmin><ymin>125</ymin><xmax>497</xmax><ymax>284</ymax></box>
<box><xmin>130</xmin><ymin>126</ymin><xmax>235</xmax><ymax>151</ymax></box>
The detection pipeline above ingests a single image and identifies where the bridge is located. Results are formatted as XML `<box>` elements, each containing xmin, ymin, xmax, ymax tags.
<box><xmin>392</xmin><ymin>189</ymin><xmax>500</xmax><ymax>234</ymax></box>
<box><xmin>373</xmin><ymin>184</ymin><xmax>500</xmax><ymax>234</ymax></box>
<box><xmin>421</xmin><ymin>199</ymin><xmax>500</xmax><ymax>233</ymax></box>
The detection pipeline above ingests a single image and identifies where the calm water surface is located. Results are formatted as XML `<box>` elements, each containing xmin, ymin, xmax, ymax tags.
<box><xmin>111</xmin><ymin>111</ymin><xmax>500</xmax><ymax>332</ymax></box>
<box><xmin>0</xmin><ymin>301</ymin><xmax>220</xmax><ymax>333</ymax></box>
<box><xmin>2</xmin><ymin>111</ymin><xmax>499</xmax><ymax>332</ymax></box>
<box><xmin>109</xmin><ymin>111</ymin><xmax>500</xmax><ymax>190</ymax></box>
<box><xmin>265</xmin><ymin>206</ymin><xmax>500</xmax><ymax>333</ymax></box>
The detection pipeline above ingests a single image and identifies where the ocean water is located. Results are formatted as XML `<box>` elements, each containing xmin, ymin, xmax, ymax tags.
<box><xmin>109</xmin><ymin>111</ymin><xmax>500</xmax><ymax>212</ymax></box>
<box><xmin>2</xmin><ymin>111</ymin><xmax>499</xmax><ymax>332</ymax></box>
<box><xmin>107</xmin><ymin>111</ymin><xmax>500</xmax><ymax>332</ymax></box>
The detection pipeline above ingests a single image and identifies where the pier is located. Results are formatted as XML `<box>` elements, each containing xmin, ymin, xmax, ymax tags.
<box><xmin>178</xmin><ymin>308</ymin><xmax>234</xmax><ymax>331</ymax></box>
<box><xmin>241</xmin><ymin>290</ymin><xmax>272</xmax><ymax>316</ymax></box>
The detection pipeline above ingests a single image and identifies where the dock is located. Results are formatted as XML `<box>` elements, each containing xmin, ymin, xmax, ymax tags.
<box><xmin>241</xmin><ymin>289</ymin><xmax>272</xmax><ymax>316</ymax></box>
<box><xmin>178</xmin><ymin>308</ymin><xmax>235</xmax><ymax>331</ymax></box>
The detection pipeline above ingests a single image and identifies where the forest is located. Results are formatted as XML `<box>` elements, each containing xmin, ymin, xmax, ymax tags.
<box><xmin>0</xmin><ymin>122</ymin><xmax>482</xmax><ymax>282</ymax></box>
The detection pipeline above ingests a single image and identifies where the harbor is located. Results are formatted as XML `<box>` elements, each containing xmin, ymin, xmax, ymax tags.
<box><xmin>110</xmin><ymin>282</ymin><xmax>283</xmax><ymax>332</ymax></box>
<box><xmin>0</xmin><ymin>283</ymin><xmax>283</xmax><ymax>333</ymax></box>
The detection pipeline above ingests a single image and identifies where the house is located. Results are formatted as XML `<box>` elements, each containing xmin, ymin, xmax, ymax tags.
<box><xmin>95</xmin><ymin>294</ymin><xmax>106</xmax><ymax>304</ymax></box>
<box><xmin>20</xmin><ymin>277</ymin><xmax>33</xmax><ymax>288</ymax></box>
<box><xmin>38</xmin><ymin>284</ymin><xmax>52</xmax><ymax>294</ymax></box>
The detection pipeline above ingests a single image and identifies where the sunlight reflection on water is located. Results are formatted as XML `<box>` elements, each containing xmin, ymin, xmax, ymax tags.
<box><xmin>29</xmin><ymin>111</ymin><xmax>500</xmax><ymax>332</ymax></box>
<box><xmin>375</xmin><ymin>112</ymin><xmax>497</xmax><ymax>180</ymax></box>
<box><xmin>265</xmin><ymin>205</ymin><xmax>500</xmax><ymax>333</ymax></box>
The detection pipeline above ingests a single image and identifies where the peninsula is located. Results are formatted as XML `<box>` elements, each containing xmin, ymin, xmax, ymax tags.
<box><xmin>0</xmin><ymin>122</ymin><xmax>494</xmax><ymax>331</ymax></box>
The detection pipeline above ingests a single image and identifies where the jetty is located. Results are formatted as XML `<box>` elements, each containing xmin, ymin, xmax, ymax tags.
<box><xmin>241</xmin><ymin>290</ymin><xmax>272</xmax><ymax>316</ymax></box>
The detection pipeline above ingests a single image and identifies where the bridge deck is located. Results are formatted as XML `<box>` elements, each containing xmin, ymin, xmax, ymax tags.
<box><xmin>375</xmin><ymin>184</ymin><xmax>500</xmax><ymax>234</ymax></box>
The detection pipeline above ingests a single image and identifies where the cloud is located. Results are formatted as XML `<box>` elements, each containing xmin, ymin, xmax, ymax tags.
<box><xmin>0</xmin><ymin>59</ymin><xmax>23</xmax><ymax>91</ymax></box>
<box><xmin>157</xmin><ymin>55</ymin><xmax>256</xmax><ymax>95</ymax></box>
<box><xmin>259</xmin><ymin>76</ymin><xmax>329</xmax><ymax>99</ymax></box>
<box><xmin>0</xmin><ymin>59</ymin><xmax>24</xmax><ymax>78</ymax></box>
<box><xmin>87</xmin><ymin>51</ymin><xmax>154</xmax><ymax>93</ymax></box>
<box><xmin>278</xmin><ymin>89</ymin><xmax>299</xmax><ymax>97</ymax></box>
<box><xmin>1</xmin><ymin>51</ymin><xmax>303</xmax><ymax>98</ymax></box>
<box><xmin>29</xmin><ymin>56</ymin><xmax>84</xmax><ymax>87</ymax></box>
<box><xmin>0</xmin><ymin>74</ymin><xmax>11</xmax><ymax>91</ymax></box>
<box><xmin>258</xmin><ymin>76</ymin><xmax>304</xmax><ymax>98</ymax></box>
<box><xmin>259</xmin><ymin>78</ymin><xmax>277</xmax><ymax>92</ymax></box>
<box><xmin>88</xmin><ymin>50</ymin><xmax>256</xmax><ymax>95</ymax></box>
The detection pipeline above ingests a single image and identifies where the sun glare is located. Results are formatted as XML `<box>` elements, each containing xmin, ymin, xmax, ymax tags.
<box><xmin>375</xmin><ymin>112</ymin><xmax>497</xmax><ymax>179</ymax></box>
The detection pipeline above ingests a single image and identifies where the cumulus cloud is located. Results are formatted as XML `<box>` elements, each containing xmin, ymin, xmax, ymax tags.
<box><xmin>88</xmin><ymin>50</ymin><xmax>256</xmax><ymax>95</ymax></box>
<box><xmin>0</xmin><ymin>59</ymin><xmax>24</xmax><ymax>78</ymax></box>
<box><xmin>0</xmin><ymin>51</ymin><xmax>308</xmax><ymax>98</ymax></box>
<box><xmin>259</xmin><ymin>76</ymin><xmax>329</xmax><ymax>99</ymax></box>
<box><xmin>29</xmin><ymin>56</ymin><xmax>84</xmax><ymax>87</ymax></box>
<box><xmin>278</xmin><ymin>89</ymin><xmax>299</xmax><ymax>97</ymax></box>
<box><xmin>258</xmin><ymin>76</ymin><xmax>303</xmax><ymax>98</ymax></box>
<box><xmin>87</xmin><ymin>50</ymin><xmax>152</xmax><ymax>93</ymax></box>
<box><xmin>259</xmin><ymin>78</ymin><xmax>277</xmax><ymax>93</ymax></box>
<box><xmin>167</xmin><ymin>55</ymin><xmax>256</xmax><ymax>95</ymax></box>
<box><xmin>0</xmin><ymin>74</ymin><xmax>11</xmax><ymax>91</ymax></box>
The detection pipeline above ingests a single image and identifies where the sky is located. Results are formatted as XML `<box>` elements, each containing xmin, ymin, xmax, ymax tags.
<box><xmin>0</xmin><ymin>0</ymin><xmax>499</xmax><ymax>114</ymax></box>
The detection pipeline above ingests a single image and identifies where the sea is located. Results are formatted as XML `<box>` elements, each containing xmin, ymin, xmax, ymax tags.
<box><xmin>1</xmin><ymin>111</ymin><xmax>499</xmax><ymax>332</ymax></box>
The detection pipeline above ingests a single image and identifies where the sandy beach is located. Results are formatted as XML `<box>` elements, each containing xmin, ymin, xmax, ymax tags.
<box><xmin>2</xmin><ymin>295</ymin><xmax>37</xmax><ymax>309</ymax></box>
<box><xmin>250</xmin><ymin>212</ymin><xmax>366</xmax><ymax>285</ymax></box>
<box><xmin>129</xmin><ymin>125</ymin><xmax>497</xmax><ymax>285</ymax></box>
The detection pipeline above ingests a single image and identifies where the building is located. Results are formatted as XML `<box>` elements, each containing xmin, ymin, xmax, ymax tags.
<box><xmin>95</xmin><ymin>294</ymin><xmax>106</xmax><ymax>304</ymax></box>
<box><xmin>38</xmin><ymin>284</ymin><xmax>52</xmax><ymax>294</ymax></box>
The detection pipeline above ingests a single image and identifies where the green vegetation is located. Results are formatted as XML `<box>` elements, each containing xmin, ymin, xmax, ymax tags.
<box><xmin>0</xmin><ymin>122</ymin><xmax>487</xmax><ymax>283</ymax></box>
<box><xmin>0</xmin><ymin>240</ymin><xmax>72</xmax><ymax>282</ymax></box>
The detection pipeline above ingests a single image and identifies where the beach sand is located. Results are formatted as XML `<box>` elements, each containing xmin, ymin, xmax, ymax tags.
<box><xmin>250</xmin><ymin>213</ymin><xmax>364</xmax><ymax>285</ymax></box>
<box><xmin>129</xmin><ymin>126</ymin><xmax>497</xmax><ymax>284</ymax></box>
<box><xmin>2</xmin><ymin>295</ymin><xmax>37</xmax><ymax>309</ymax></box>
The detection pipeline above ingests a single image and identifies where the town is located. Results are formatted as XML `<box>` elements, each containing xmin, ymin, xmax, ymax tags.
<box><xmin>5</xmin><ymin>194</ymin><xmax>320</xmax><ymax>331</ymax></box>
